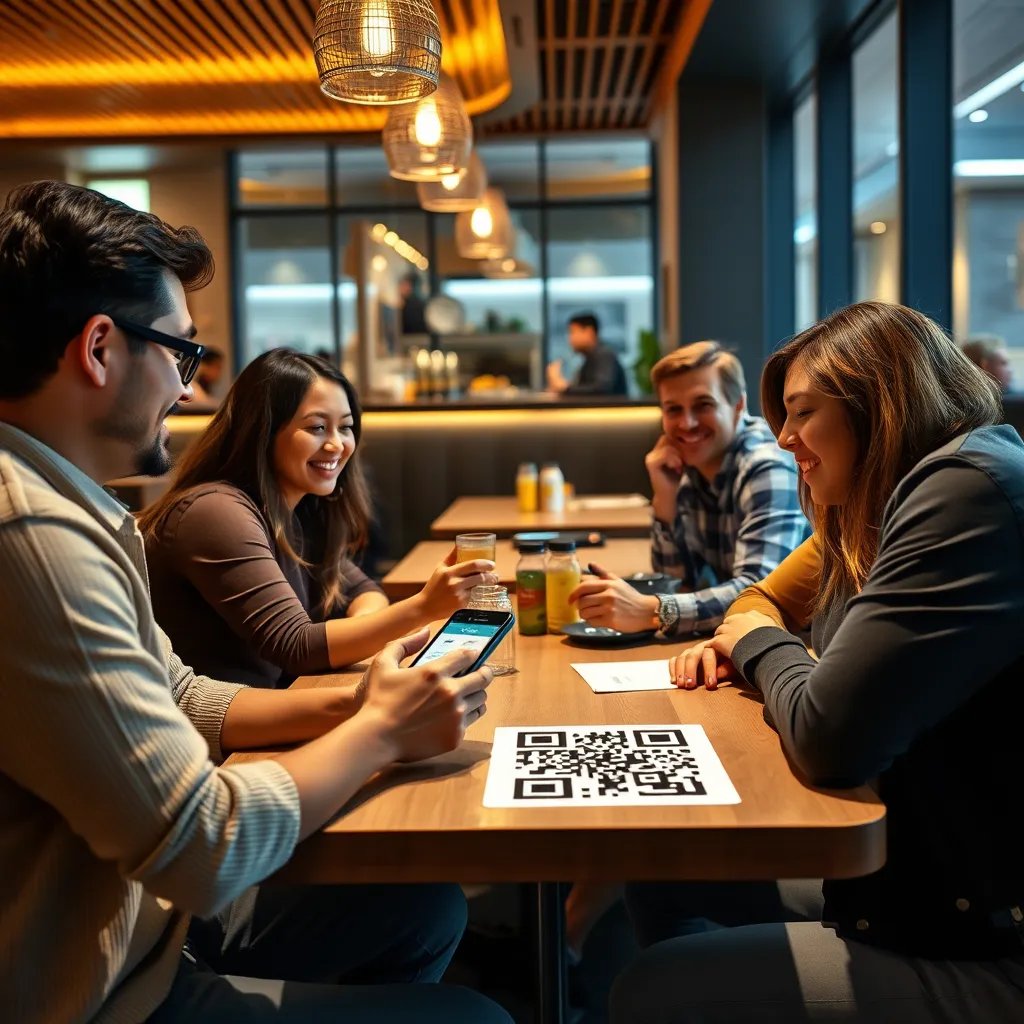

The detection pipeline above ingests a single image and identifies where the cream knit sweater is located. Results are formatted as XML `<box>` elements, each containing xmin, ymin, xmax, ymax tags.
<box><xmin>0</xmin><ymin>423</ymin><xmax>302</xmax><ymax>1023</ymax></box>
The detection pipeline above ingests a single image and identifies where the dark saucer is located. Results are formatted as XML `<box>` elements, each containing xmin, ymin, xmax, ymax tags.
<box><xmin>560</xmin><ymin>622</ymin><xmax>658</xmax><ymax>646</ymax></box>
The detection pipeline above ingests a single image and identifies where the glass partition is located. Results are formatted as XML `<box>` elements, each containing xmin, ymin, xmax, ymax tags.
<box><xmin>852</xmin><ymin>11</ymin><xmax>901</xmax><ymax>303</ymax></box>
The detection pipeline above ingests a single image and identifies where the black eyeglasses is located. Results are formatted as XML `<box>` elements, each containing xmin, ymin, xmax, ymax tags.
<box><xmin>112</xmin><ymin>318</ymin><xmax>205</xmax><ymax>386</ymax></box>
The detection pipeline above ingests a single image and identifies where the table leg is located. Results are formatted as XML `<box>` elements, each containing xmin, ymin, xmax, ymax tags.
<box><xmin>534</xmin><ymin>881</ymin><xmax>568</xmax><ymax>1024</ymax></box>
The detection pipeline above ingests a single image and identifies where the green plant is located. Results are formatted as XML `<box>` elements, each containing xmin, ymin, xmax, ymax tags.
<box><xmin>632</xmin><ymin>328</ymin><xmax>661</xmax><ymax>394</ymax></box>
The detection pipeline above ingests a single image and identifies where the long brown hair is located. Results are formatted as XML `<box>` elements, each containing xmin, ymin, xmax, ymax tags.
<box><xmin>140</xmin><ymin>349</ymin><xmax>372</xmax><ymax>616</ymax></box>
<box><xmin>761</xmin><ymin>301</ymin><xmax>1001</xmax><ymax>613</ymax></box>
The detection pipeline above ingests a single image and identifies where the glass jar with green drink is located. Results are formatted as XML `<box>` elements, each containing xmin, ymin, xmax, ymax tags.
<box><xmin>515</xmin><ymin>541</ymin><xmax>547</xmax><ymax>635</ymax></box>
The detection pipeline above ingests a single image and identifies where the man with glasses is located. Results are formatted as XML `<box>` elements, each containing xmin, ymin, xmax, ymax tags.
<box><xmin>0</xmin><ymin>182</ymin><xmax>508</xmax><ymax>1024</ymax></box>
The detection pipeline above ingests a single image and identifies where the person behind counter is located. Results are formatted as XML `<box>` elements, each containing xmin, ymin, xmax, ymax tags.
<box><xmin>546</xmin><ymin>311</ymin><xmax>628</xmax><ymax>396</ymax></box>
<box><xmin>615</xmin><ymin>301</ymin><xmax>1024</xmax><ymax>1023</ymax></box>
<box><xmin>141</xmin><ymin>348</ymin><xmax>497</xmax><ymax>688</ymax></box>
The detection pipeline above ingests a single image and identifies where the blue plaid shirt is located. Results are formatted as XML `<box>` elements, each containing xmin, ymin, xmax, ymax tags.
<box><xmin>652</xmin><ymin>415</ymin><xmax>809</xmax><ymax>635</ymax></box>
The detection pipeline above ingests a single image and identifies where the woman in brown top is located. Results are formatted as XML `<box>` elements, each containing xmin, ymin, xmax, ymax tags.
<box><xmin>141</xmin><ymin>349</ymin><xmax>496</xmax><ymax>688</ymax></box>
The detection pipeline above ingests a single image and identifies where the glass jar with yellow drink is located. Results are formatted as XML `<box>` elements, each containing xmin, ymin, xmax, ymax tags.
<box><xmin>516</xmin><ymin>462</ymin><xmax>538</xmax><ymax>513</ymax></box>
<box><xmin>545</xmin><ymin>538</ymin><xmax>581</xmax><ymax>634</ymax></box>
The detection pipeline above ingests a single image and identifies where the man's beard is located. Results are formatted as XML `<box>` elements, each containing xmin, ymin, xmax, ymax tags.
<box><xmin>94</xmin><ymin>364</ymin><xmax>174</xmax><ymax>477</ymax></box>
<box><xmin>135</xmin><ymin>433</ymin><xmax>172</xmax><ymax>476</ymax></box>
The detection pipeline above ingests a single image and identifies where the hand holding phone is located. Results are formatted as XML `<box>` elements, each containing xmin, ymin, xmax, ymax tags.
<box><xmin>410</xmin><ymin>608</ymin><xmax>515</xmax><ymax>676</ymax></box>
<box><xmin>358</xmin><ymin>627</ymin><xmax>496</xmax><ymax>763</ymax></box>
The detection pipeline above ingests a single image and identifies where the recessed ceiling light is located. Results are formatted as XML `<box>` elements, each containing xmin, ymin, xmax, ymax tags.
<box><xmin>870</xmin><ymin>221</ymin><xmax>887</xmax><ymax>235</ymax></box>
<box><xmin>968</xmin><ymin>109</ymin><xmax>989</xmax><ymax>123</ymax></box>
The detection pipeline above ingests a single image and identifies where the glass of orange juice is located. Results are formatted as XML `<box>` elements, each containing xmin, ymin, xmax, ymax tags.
<box><xmin>455</xmin><ymin>532</ymin><xmax>497</xmax><ymax>562</ymax></box>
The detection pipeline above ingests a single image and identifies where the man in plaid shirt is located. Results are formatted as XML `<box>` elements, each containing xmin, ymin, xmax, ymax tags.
<box><xmin>572</xmin><ymin>341</ymin><xmax>809</xmax><ymax>636</ymax></box>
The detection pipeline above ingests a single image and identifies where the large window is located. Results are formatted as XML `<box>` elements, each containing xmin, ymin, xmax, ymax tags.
<box><xmin>793</xmin><ymin>94</ymin><xmax>818</xmax><ymax>331</ymax></box>
<box><xmin>237</xmin><ymin>215</ymin><xmax>333</xmax><ymax>359</ymax></box>
<box><xmin>852</xmin><ymin>11</ymin><xmax>901</xmax><ymax>303</ymax></box>
<box><xmin>231</xmin><ymin>140</ymin><xmax>656</xmax><ymax>396</ymax></box>
<box><xmin>953</xmin><ymin>0</ymin><xmax>1024</xmax><ymax>386</ymax></box>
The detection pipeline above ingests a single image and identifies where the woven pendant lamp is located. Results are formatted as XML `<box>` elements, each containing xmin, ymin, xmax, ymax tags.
<box><xmin>382</xmin><ymin>74</ymin><xmax>473</xmax><ymax>181</ymax></box>
<box><xmin>481</xmin><ymin>257</ymin><xmax>535</xmax><ymax>279</ymax></box>
<box><xmin>313</xmin><ymin>0</ymin><xmax>441</xmax><ymax>105</ymax></box>
<box><xmin>417</xmin><ymin>150</ymin><xmax>488</xmax><ymax>211</ymax></box>
<box><xmin>455</xmin><ymin>188</ymin><xmax>514</xmax><ymax>259</ymax></box>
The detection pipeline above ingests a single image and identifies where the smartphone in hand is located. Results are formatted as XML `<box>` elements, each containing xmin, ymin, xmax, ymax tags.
<box><xmin>410</xmin><ymin>609</ymin><xmax>515</xmax><ymax>676</ymax></box>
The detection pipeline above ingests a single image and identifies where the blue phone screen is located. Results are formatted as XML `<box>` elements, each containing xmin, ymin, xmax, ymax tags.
<box><xmin>417</xmin><ymin>621</ymin><xmax>502</xmax><ymax>665</ymax></box>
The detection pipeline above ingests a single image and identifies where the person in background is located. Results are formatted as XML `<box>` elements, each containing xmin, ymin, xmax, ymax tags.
<box><xmin>614</xmin><ymin>301</ymin><xmax>1024</xmax><ymax>1023</ymax></box>
<box><xmin>400</xmin><ymin>270</ymin><xmax>429</xmax><ymax>335</ymax></box>
<box><xmin>193</xmin><ymin>346</ymin><xmax>226</xmax><ymax>399</ymax></box>
<box><xmin>141</xmin><ymin>348</ymin><xmax>497</xmax><ymax>689</ymax></box>
<box><xmin>571</xmin><ymin>341</ymin><xmax>808</xmax><ymax>637</ymax></box>
<box><xmin>547</xmin><ymin>312</ymin><xmax>628</xmax><ymax>396</ymax></box>
<box><xmin>0</xmin><ymin>180</ymin><xmax>509</xmax><ymax>1024</ymax></box>
<box><xmin>961</xmin><ymin>332</ymin><xmax>1013</xmax><ymax>393</ymax></box>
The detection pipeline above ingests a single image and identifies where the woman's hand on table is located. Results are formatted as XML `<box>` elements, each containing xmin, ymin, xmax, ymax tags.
<box><xmin>360</xmin><ymin>627</ymin><xmax>493</xmax><ymax>763</ymax></box>
<box><xmin>569</xmin><ymin>563</ymin><xmax>660</xmax><ymax>633</ymax></box>
<box><xmin>671</xmin><ymin>641</ymin><xmax>736</xmax><ymax>691</ymax></box>
<box><xmin>671</xmin><ymin>610</ymin><xmax>778</xmax><ymax>689</ymax></box>
<box><xmin>414</xmin><ymin>548</ymin><xmax>498</xmax><ymax>620</ymax></box>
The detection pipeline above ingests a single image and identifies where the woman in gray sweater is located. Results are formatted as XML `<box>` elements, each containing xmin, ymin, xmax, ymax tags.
<box><xmin>614</xmin><ymin>302</ymin><xmax>1024</xmax><ymax>1022</ymax></box>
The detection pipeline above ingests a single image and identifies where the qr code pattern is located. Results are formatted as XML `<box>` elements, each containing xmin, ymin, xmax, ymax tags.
<box><xmin>512</xmin><ymin>728</ymin><xmax>706</xmax><ymax>801</ymax></box>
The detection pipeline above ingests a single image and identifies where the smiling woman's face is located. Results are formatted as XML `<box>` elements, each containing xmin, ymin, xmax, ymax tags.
<box><xmin>272</xmin><ymin>376</ymin><xmax>355</xmax><ymax>510</ymax></box>
<box><xmin>778</xmin><ymin>361</ymin><xmax>859</xmax><ymax>506</ymax></box>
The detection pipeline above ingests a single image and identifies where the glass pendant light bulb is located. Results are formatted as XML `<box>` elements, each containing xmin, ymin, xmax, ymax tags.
<box><xmin>414</xmin><ymin>100</ymin><xmax>442</xmax><ymax>147</ymax></box>
<box><xmin>361</xmin><ymin>1</ymin><xmax>395</xmax><ymax>58</ymax></box>
<box><xmin>470</xmin><ymin>205</ymin><xmax>493</xmax><ymax>238</ymax></box>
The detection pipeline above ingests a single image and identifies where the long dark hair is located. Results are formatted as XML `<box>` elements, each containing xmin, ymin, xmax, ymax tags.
<box><xmin>140</xmin><ymin>349</ymin><xmax>371</xmax><ymax>615</ymax></box>
<box><xmin>761</xmin><ymin>301</ymin><xmax>1001</xmax><ymax>613</ymax></box>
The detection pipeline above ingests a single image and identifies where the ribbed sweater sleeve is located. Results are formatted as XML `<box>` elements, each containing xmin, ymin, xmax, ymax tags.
<box><xmin>0</xmin><ymin>515</ymin><xmax>301</xmax><ymax>917</ymax></box>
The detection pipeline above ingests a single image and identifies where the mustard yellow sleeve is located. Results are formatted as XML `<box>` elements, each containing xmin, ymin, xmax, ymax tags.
<box><xmin>728</xmin><ymin>534</ymin><xmax>820</xmax><ymax>631</ymax></box>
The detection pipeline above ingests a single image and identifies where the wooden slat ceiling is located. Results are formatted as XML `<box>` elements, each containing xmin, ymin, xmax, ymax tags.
<box><xmin>0</xmin><ymin>0</ymin><xmax>710</xmax><ymax>140</ymax></box>
<box><xmin>0</xmin><ymin>0</ymin><xmax>510</xmax><ymax>138</ymax></box>
<box><xmin>483</xmin><ymin>0</ymin><xmax>712</xmax><ymax>135</ymax></box>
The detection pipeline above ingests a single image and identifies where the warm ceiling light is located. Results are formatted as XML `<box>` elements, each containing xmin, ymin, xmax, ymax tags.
<box><xmin>417</xmin><ymin>151</ymin><xmax>488</xmax><ymax>212</ymax></box>
<box><xmin>471</xmin><ymin>206</ymin><xmax>493</xmax><ymax>237</ymax></box>
<box><xmin>313</xmin><ymin>0</ymin><xmax>441</xmax><ymax>105</ymax></box>
<box><xmin>481</xmin><ymin>257</ymin><xmax>535</xmax><ymax>279</ymax></box>
<box><xmin>382</xmin><ymin>74</ymin><xmax>473</xmax><ymax>180</ymax></box>
<box><xmin>869</xmin><ymin>221</ymin><xmax>887</xmax><ymax>235</ymax></box>
<box><xmin>455</xmin><ymin>188</ymin><xmax>513</xmax><ymax>259</ymax></box>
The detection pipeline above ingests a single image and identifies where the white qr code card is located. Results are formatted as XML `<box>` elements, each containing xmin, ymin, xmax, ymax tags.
<box><xmin>482</xmin><ymin>724</ymin><xmax>740</xmax><ymax>807</ymax></box>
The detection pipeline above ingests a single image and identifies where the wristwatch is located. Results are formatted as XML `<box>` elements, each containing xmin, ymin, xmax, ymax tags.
<box><xmin>655</xmin><ymin>594</ymin><xmax>680</xmax><ymax>635</ymax></box>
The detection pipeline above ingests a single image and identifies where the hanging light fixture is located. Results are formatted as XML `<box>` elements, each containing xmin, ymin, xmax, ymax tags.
<box><xmin>417</xmin><ymin>150</ymin><xmax>488</xmax><ymax>211</ymax></box>
<box><xmin>455</xmin><ymin>188</ymin><xmax>514</xmax><ymax>259</ymax></box>
<box><xmin>382</xmin><ymin>74</ymin><xmax>473</xmax><ymax>181</ymax></box>
<box><xmin>313</xmin><ymin>0</ymin><xmax>442</xmax><ymax>105</ymax></box>
<box><xmin>481</xmin><ymin>257</ymin><xmax>535</xmax><ymax>279</ymax></box>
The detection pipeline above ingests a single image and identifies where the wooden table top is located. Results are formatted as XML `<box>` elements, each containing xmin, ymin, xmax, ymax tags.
<box><xmin>429</xmin><ymin>494</ymin><xmax>653</xmax><ymax>539</ymax></box>
<box><xmin>382</xmin><ymin>538</ymin><xmax>653</xmax><ymax>599</ymax></box>
<box><xmin>229</xmin><ymin>634</ymin><xmax>886</xmax><ymax>886</ymax></box>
